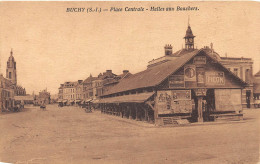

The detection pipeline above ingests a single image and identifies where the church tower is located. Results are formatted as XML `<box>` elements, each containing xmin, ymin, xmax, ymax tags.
<box><xmin>6</xmin><ymin>49</ymin><xmax>17</xmax><ymax>85</ymax></box>
<box><xmin>184</xmin><ymin>20</ymin><xmax>195</xmax><ymax>50</ymax></box>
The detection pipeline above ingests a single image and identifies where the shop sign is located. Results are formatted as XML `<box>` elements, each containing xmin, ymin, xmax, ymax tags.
<box><xmin>169</xmin><ymin>75</ymin><xmax>184</xmax><ymax>88</ymax></box>
<box><xmin>172</xmin><ymin>90</ymin><xmax>191</xmax><ymax>100</ymax></box>
<box><xmin>195</xmin><ymin>88</ymin><xmax>207</xmax><ymax>96</ymax></box>
<box><xmin>193</xmin><ymin>56</ymin><xmax>206</xmax><ymax>64</ymax></box>
<box><xmin>197</xmin><ymin>71</ymin><xmax>205</xmax><ymax>84</ymax></box>
<box><xmin>184</xmin><ymin>65</ymin><xmax>196</xmax><ymax>81</ymax></box>
<box><xmin>205</xmin><ymin>72</ymin><xmax>225</xmax><ymax>85</ymax></box>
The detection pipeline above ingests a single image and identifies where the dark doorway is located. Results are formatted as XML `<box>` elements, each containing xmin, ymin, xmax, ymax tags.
<box><xmin>246</xmin><ymin>90</ymin><xmax>251</xmax><ymax>108</ymax></box>
<box><xmin>205</xmin><ymin>89</ymin><xmax>215</xmax><ymax>121</ymax></box>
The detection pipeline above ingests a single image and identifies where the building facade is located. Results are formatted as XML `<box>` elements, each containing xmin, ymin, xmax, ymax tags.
<box><xmin>38</xmin><ymin>89</ymin><xmax>51</xmax><ymax>104</ymax></box>
<box><xmin>0</xmin><ymin>74</ymin><xmax>15</xmax><ymax>112</ymax></box>
<box><xmin>58</xmin><ymin>80</ymin><xmax>83</xmax><ymax>105</ymax></box>
<box><xmin>58</xmin><ymin>70</ymin><xmax>131</xmax><ymax>106</ymax></box>
<box><xmin>253</xmin><ymin>70</ymin><xmax>260</xmax><ymax>107</ymax></box>
<box><xmin>219</xmin><ymin>56</ymin><xmax>254</xmax><ymax>108</ymax></box>
<box><xmin>58</xmin><ymin>84</ymin><xmax>64</xmax><ymax>100</ymax></box>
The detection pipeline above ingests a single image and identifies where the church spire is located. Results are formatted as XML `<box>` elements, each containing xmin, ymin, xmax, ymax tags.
<box><xmin>188</xmin><ymin>15</ymin><xmax>190</xmax><ymax>26</ymax></box>
<box><xmin>6</xmin><ymin>48</ymin><xmax>17</xmax><ymax>85</ymax></box>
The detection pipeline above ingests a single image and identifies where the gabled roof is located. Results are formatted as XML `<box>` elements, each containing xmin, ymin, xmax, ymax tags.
<box><xmin>170</xmin><ymin>49</ymin><xmax>195</xmax><ymax>57</ymax></box>
<box><xmin>103</xmin><ymin>49</ymin><xmax>247</xmax><ymax>96</ymax></box>
<box><xmin>83</xmin><ymin>76</ymin><xmax>99</xmax><ymax>84</ymax></box>
<box><xmin>103</xmin><ymin>49</ymin><xmax>200</xmax><ymax>95</ymax></box>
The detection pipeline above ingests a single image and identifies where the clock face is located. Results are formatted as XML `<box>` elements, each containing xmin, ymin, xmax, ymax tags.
<box><xmin>189</xmin><ymin>38</ymin><xmax>193</xmax><ymax>43</ymax></box>
<box><xmin>185</xmin><ymin>68</ymin><xmax>195</xmax><ymax>78</ymax></box>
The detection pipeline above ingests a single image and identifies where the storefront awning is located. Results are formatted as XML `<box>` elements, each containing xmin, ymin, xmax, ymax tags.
<box><xmin>80</xmin><ymin>100</ymin><xmax>85</xmax><ymax>104</ymax></box>
<box><xmin>69</xmin><ymin>100</ymin><xmax>74</xmax><ymax>103</ymax></box>
<box><xmin>75</xmin><ymin>100</ymin><xmax>81</xmax><ymax>103</ymax></box>
<box><xmin>98</xmin><ymin>92</ymin><xmax>155</xmax><ymax>104</ymax></box>
<box><xmin>86</xmin><ymin>99</ymin><xmax>93</xmax><ymax>103</ymax></box>
<box><xmin>14</xmin><ymin>96</ymin><xmax>34</xmax><ymax>101</ymax></box>
<box><xmin>57</xmin><ymin>100</ymin><xmax>62</xmax><ymax>103</ymax></box>
<box><xmin>62</xmin><ymin>100</ymin><xmax>68</xmax><ymax>103</ymax></box>
<box><xmin>92</xmin><ymin>99</ymin><xmax>100</xmax><ymax>103</ymax></box>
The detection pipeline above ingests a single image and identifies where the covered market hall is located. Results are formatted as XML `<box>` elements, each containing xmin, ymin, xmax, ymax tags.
<box><xmin>97</xmin><ymin>49</ymin><xmax>247</xmax><ymax>126</ymax></box>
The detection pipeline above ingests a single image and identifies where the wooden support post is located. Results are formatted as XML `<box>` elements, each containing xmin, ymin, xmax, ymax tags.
<box><xmin>129</xmin><ymin>105</ymin><xmax>132</xmax><ymax>119</ymax></box>
<box><xmin>197</xmin><ymin>97</ymin><xmax>204</xmax><ymax>122</ymax></box>
<box><xmin>116</xmin><ymin>105</ymin><xmax>119</xmax><ymax>116</ymax></box>
<box><xmin>114</xmin><ymin>104</ymin><xmax>116</xmax><ymax>116</ymax></box>
<box><xmin>111</xmin><ymin>104</ymin><xmax>115</xmax><ymax>115</ymax></box>
<box><xmin>143</xmin><ymin>104</ymin><xmax>148</xmax><ymax>121</ymax></box>
<box><xmin>119</xmin><ymin>105</ymin><xmax>123</xmax><ymax>117</ymax></box>
<box><xmin>106</xmin><ymin>105</ymin><xmax>108</xmax><ymax>114</ymax></box>
<box><xmin>135</xmin><ymin>104</ymin><xmax>139</xmax><ymax>121</ymax></box>
<box><xmin>141</xmin><ymin>104</ymin><xmax>145</xmax><ymax>121</ymax></box>
<box><xmin>147</xmin><ymin>108</ymin><xmax>150</xmax><ymax>122</ymax></box>
<box><xmin>123</xmin><ymin>104</ymin><xmax>127</xmax><ymax>118</ymax></box>
<box><xmin>114</xmin><ymin>104</ymin><xmax>117</xmax><ymax>116</ymax></box>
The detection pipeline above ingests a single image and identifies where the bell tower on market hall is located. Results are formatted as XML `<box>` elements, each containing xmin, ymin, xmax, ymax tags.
<box><xmin>184</xmin><ymin>19</ymin><xmax>195</xmax><ymax>50</ymax></box>
<box><xmin>6</xmin><ymin>49</ymin><xmax>17</xmax><ymax>85</ymax></box>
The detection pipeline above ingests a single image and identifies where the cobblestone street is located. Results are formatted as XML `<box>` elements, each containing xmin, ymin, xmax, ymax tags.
<box><xmin>0</xmin><ymin>105</ymin><xmax>259</xmax><ymax>164</ymax></box>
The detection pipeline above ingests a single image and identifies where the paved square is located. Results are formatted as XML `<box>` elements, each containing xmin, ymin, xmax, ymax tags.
<box><xmin>0</xmin><ymin>105</ymin><xmax>259</xmax><ymax>164</ymax></box>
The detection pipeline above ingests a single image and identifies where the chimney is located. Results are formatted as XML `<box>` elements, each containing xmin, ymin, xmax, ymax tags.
<box><xmin>106</xmin><ymin>70</ymin><xmax>112</xmax><ymax>73</ymax></box>
<box><xmin>123</xmin><ymin>70</ymin><xmax>129</xmax><ymax>74</ymax></box>
<box><xmin>78</xmin><ymin>80</ymin><xmax>83</xmax><ymax>83</ymax></box>
<box><xmin>164</xmin><ymin>44</ymin><xmax>172</xmax><ymax>56</ymax></box>
<box><xmin>210</xmin><ymin>43</ymin><xmax>213</xmax><ymax>50</ymax></box>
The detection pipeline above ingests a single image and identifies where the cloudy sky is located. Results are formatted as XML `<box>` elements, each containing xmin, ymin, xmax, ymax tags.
<box><xmin>0</xmin><ymin>1</ymin><xmax>259</xmax><ymax>94</ymax></box>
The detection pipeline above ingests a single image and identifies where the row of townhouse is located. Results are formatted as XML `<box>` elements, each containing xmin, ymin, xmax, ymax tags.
<box><xmin>58</xmin><ymin>70</ymin><xmax>131</xmax><ymax>105</ymax></box>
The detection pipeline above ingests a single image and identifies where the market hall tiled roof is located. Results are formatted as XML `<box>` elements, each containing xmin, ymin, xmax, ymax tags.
<box><xmin>98</xmin><ymin>92</ymin><xmax>155</xmax><ymax>104</ymax></box>
<box><xmin>103</xmin><ymin>49</ymin><xmax>248</xmax><ymax>96</ymax></box>
<box><xmin>103</xmin><ymin>49</ymin><xmax>200</xmax><ymax>96</ymax></box>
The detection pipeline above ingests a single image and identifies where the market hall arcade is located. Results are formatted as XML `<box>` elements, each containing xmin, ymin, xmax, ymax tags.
<box><xmin>97</xmin><ymin>25</ymin><xmax>247</xmax><ymax>125</ymax></box>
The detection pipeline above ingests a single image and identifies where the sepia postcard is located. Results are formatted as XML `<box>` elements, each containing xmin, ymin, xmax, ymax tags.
<box><xmin>0</xmin><ymin>1</ymin><xmax>259</xmax><ymax>164</ymax></box>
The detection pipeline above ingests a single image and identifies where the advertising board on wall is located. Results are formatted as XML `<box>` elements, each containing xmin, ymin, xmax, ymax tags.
<box><xmin>193</xmin><ymin>56</ymin><xmax>207</xmax><ymax>65</ymax></box>
<box><xmin>197</xmin><ymin>70</ymin><xmax>205</xmax><ymax>84</ymax></box>
<box><xmin>169</xmin><ymin>75</ymin><xmax>184</xmax><ymax>88</ymax></box>
<box><xmin>215</xmin><ymin>89</ymin><xmax>242</xmax><ymax>112</ymax></box>
<box><xmin>157</xmin><ymin>90</ymin><xmax>192</xmax><ymax>114</ymax></box>
<box><xmin>205</xmin><ymin>71</ymin><xmax>225</xmax><ymax>86</ymax></box>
